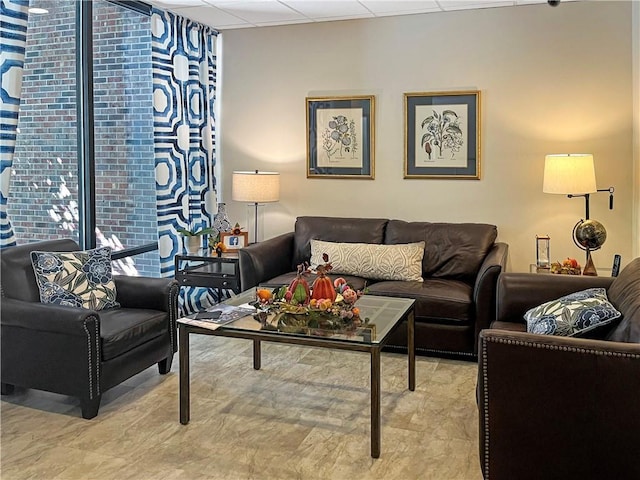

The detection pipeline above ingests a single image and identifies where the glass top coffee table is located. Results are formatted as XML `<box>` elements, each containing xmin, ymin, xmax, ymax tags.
<box><xmin>178</xmin><ymin>287</ymin><xmax>415</xmax><ymax>458</ymax></box>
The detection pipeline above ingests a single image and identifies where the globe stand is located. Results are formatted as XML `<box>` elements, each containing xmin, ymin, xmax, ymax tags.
<box><xmin>572</xmin><ymin>220</ymin><xmax>607</xmax><ymax>277</ymax></box>
<box><xmin>583</xmin><ymin>250</ymin><xmax>598</xmax><ymax>276</ymax></box>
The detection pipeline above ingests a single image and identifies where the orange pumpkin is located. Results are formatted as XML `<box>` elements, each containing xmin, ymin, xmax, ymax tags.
<box><xmin>311</xmin><ymin>275</ymin><xmax>336</xmax><ymax>302</ymax></box>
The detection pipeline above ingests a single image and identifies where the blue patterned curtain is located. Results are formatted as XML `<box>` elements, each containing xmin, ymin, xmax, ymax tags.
<box><xmin>151</xmin><ymin>8</ymin><xmax>219</xmax><ymax>313</ymax></box>
<box><xmin>0</xmin><ymin>0</ymin><xmax>29</xmax><ymax>248</ymax></box>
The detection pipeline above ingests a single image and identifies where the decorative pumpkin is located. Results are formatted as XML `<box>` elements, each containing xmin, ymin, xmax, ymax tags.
<box><xmin>311</xmin><ymin>253</ymin><xmax>336</xmax><ymax>301</ymax></box>
<box><xmin>311</xmin><ymin>275</ymin><xmax>336</xmax><ymax>302</ymax></box>
<box><xmin>288</xmin><ymin>263</ymin><xmax>310</xmax><ymax>304</ymax></box>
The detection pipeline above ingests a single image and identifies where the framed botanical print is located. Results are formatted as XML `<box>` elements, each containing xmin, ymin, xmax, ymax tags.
<box><xmin>306</xmin><ymin>95</ymin><xmax>375</xmax><ymax>179</ymax></box>
<box><xmin>404</xmin><ymin>90</ymin><xmax>480</xmax><ymax>179</ymax></box>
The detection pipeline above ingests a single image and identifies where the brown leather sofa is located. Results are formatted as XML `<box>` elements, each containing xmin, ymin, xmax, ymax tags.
<box><xmin>239</xmin><ymin>216</ymin><xmax>508</xmax><ymax>358</ymax></box>
<box><xmin>478</xmin><ymin>257</ymin><xmax>640</xmax><ymax>480</ymax></box>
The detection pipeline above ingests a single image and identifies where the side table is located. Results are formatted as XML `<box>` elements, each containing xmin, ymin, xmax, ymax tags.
<box><xmin>174</xmin><ymin>250</ymin><xmax>241</xmax><ymax>301</ymax></box>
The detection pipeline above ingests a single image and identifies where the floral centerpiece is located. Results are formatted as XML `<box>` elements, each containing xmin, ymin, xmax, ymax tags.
<box><xmin>251</xmin><ymin>254</ymin><xmax>371</xmax><ymax>336</ymax></box>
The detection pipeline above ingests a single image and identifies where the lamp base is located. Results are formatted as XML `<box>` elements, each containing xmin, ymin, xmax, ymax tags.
<box><xmin>582</xmin><ymin>251</ymin><xmax>598</xmax><ymax>276</ymax></box>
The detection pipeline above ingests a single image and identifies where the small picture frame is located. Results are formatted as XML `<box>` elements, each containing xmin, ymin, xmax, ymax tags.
<box><xmin>220</xmin><ymin>232</ymin><xmax>248</xmax><ymax>252</ymax></box>
<box><xmin>306</xmin><ymin>95</ymin><xmax>375</xmax><ymax>179</ymax></box>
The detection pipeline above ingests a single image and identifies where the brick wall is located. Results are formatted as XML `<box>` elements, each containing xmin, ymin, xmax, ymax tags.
<box><xmin>11</xmin><ymin>0</ymin><xmax>159</xmax><ymax>276</ymax></box>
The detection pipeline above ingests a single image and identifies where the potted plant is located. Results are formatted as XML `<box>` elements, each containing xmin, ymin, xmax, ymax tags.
<box><xmin>178</xmin><ymin>226</ymin><xmax>215</xmax><ymax>254</ymax></box>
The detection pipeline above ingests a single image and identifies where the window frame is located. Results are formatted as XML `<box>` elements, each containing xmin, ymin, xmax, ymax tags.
<box><xmin>76</xmin><ymin>0</ymin><xmax>157</xmax><ymax>261</ymax></box>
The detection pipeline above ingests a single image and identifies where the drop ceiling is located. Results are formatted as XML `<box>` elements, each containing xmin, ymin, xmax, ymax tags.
<box><xmin>145</xmin><ymin>0</ymin><xmax>579</xmax><ymax>31</ymax></box>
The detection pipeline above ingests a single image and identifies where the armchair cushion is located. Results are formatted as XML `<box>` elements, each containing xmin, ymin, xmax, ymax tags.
<box><xmin>99</xmin><ymin>308</ymin><xmax>169</xmax><ymax>361</ymax></box>
<box><xmin>30</xmin><ymin>247</ymin><xmax>119</xmax><ymax>311</ymax></box>
<box><xmin>524</xmin><ymin>287</ymin><xmax>622</xmax><ymax>337</ymax></box>
<box><xmin>310</xmin><ymin>239</ymin><xmax>425</xmax><ymax>282</ymax></box>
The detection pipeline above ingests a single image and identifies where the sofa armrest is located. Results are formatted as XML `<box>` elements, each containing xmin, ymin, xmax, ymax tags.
<box><xmin>239</xmin><ymin>232</ymin><xmax>295</xmax><ymax>290</ymax></box>
<box><xmin>478</xmin><ymin>329</ymin><xmax>640</xmax><ymax>480</ymax></box>
<box><xmin>472</xmin><ymin>242</ymin><xmax>509</xmax><ymax>352</ymax></box>
<box><xmin>496</xmin><ymin>273</ymin><xmax>614</xmax><ymax>324</ymax></box>
<box><xmin>114</xmin><ymin>276</ymin><xmax>179</xmax><ymax>312</ymax></box>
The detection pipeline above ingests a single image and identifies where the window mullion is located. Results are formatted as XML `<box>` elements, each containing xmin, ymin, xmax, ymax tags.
<box><xmin>76</xmin><ymin>0</ymin><xmax>96</xmax><ymax>250</ymax></box>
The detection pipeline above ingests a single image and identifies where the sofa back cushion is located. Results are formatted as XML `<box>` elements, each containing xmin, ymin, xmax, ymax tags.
<box><xmin>292</xmin><ymin>216</ymin><xmax>387</xmax><ymax>268</ymax></box>
<box><xmin>606</xmin><ymin>257</ymin><xmax>640</xmax><ymax>343</ymax></box>
<box><xmin>384</xmin><ymin>220</ymin><xmax>497</xmax><ymax>282</ymax></box>
<box><xmin>1</xmin><ymin>239</ymin><xmax>80</xmax><ymax>302</ymax></box>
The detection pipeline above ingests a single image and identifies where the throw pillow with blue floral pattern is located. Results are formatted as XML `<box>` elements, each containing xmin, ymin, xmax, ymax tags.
<box><xmin>524</xmin><ymin>288</ymin><xmax>621</xmax><ymax>337</ymax></box>
<box><xmin>30</xmin><ymin>247</ymin><xmax>120</xmax><ymax>311</ymax></box>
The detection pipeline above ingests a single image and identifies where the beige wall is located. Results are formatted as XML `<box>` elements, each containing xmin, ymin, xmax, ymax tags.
<box><xmin>219</xmin><ymin>1</ymin><xmax>635</xmax><ymax>273</ymax></box>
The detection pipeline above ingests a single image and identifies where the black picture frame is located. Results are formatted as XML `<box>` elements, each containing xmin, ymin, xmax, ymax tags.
<box><xmin>404</xmin><ymin>91</ymin><xmax>480</xmax><ymax>179</ymax></box>
<box><xmin>306</xmin><ymin>95</ymin><xmax>375</xmax><ymax>179</ymax></box>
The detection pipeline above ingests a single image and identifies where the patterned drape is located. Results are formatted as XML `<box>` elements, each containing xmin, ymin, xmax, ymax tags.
<box><xmin>0</xmin><ymin>0</ymin><xmax>29</xmax><ymax>248</ymax></box>
<box><xmin>151</xmin><ymin>8</ymin><xmax>219</xmax><ymax>313</ymax></box>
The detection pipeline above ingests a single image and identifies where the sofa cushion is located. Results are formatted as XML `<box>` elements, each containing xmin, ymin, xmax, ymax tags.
<box><xmin>310</xmin><ymin>239</ymin><xmax>425</xmax><ymax>282</ymax></box>
<box><xmin>99</xmin><ymin>308</ymin><xmax>168</xmax><ymax>361</ymax></box>
<box><xmin>292</xmin><ymin>216</ymin><xmax>387</xmax><ymax>268</ymax></box>
<box><xmin>366</xmin><ymin>278</ymin><xmax>473</xmax><ymax>324</ymax></box>
<box><xmin>384</xmin><ymin>220</ymin><xmax>497</xmax><ymax>283</ymax></box>
<box><xmin>606</xmin><ymin>257</ymin><xmax>640</xmax><ymax>343</ymax></box>
<box><xmin>524</xmin><ymin>288</ymin><xmax>622</xmax><ymax>337</ymax></box>
<box><xmin>30</xmin><ymin>247</ymin><xmax>120</xmax><ymax>311</ymax></box>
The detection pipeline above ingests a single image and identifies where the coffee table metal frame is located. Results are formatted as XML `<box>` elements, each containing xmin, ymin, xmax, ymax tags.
<box><xmin>178</xmin><ymin>292</ymin><xmax>415</xmax><ymax>458</ymax></box>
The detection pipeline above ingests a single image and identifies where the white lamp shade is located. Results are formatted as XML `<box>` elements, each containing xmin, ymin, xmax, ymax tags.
<box><xmin>232</xmin><ymin>171</ymin><xmax>280</xmax><ymax>203</ymax></box>
<box><xmin>543</xmin><ymin>154</ymin><xmax>597</xmax><ymax>195</ymax></box>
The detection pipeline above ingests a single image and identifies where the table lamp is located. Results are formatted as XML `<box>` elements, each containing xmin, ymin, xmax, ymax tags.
<box><xmin>232</xmin><ymin>170</ymin><xmax>280</xmax><ymax>244</ymax></box>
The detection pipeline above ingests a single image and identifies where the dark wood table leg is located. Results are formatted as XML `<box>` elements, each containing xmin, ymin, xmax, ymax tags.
<box><xmin>408</xmin><ymin>309</ymin><xmax>415</xmax><ymax>391</ymax></box>
<box><xmin>371</xmin><ymin>346</ymin><xmax>381</xmax><ymax>458</ymax></box>
<box><xmin>253</xmin><ymin>339</ymin><xmax>261</xmax><ymax>370</ymax></box>
<box><xmin>179</xmin><ymin>324</ymin><xmax>190</xmax><ymax>425</ymax></box>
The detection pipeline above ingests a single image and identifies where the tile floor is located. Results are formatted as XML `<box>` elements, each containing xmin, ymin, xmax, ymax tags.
<box><xmin>1</xmin><ymin>335</ymin><xmax>482</xmax><ymax>479</ymax></box>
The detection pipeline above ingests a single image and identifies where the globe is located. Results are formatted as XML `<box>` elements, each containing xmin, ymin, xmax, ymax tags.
<box><xmin>573</xmin><ymin>219</ymin><xmax>607</xmax><ymax>251</ymax></box>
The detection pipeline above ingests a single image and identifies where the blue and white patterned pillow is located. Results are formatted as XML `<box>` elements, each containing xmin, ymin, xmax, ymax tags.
<box><xmin>31</xmin><ymin>247</ymin><xmax>120</xmax><ymax>311</ymax></box>
<box><xmin>524</xmin><ymin>288</ymin><xmax>621</xmax><ymax>337</ymax></box>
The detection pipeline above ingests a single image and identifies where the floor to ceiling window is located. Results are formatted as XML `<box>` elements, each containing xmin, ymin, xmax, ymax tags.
<box><xmin>9</xmin><ymin>0</ymin><xmax>159</xmax><ymax>276</ymax></box>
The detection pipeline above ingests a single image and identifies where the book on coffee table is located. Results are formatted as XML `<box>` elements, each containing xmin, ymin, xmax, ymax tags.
<box><xmin>178</xmin><ymin>304</ymin><xmax>256</xmax><ymax>330</ymax></box>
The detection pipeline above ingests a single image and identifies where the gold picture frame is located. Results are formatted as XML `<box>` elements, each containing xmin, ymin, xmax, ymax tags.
<box><xmin>404</xmin><ymin>90</ymin><xmax>481</xmax><ymax>179</ymax></box>
<box><xmin>306</xmin><ymin>95</ymin><xmax>375</xmax><ymax>179</ymax></box>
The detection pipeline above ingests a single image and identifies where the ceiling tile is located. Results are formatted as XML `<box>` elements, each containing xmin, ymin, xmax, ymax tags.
<box><xmin>169</xmin><ymin>5</ymin><xmax>249</xmax><ymax>26</ymax></box>
<box><xmin>360</xmin><ymin>1</ymin><xmax>441</xmax><ymax>15</ymax></box>
<box><xmin>208</xmin><ymin>1</ymin><xmax>306</xmax><ymax>23</ymax></box>
<box><xmin>284</xmin><ymin>1</ymin><xmax>370</xmax><ymax>17</ymax></box>
<box><xmin>437</xmin><ymin>1</ymin><xmax>514</xmax><ymax>11</ymax></box>
<box><xmin>151</xmin><ymin>0</ymin><xmax>208</xmax><ymax>7</ymax></box>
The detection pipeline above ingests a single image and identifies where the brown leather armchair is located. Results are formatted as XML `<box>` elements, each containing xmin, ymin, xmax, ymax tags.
<box><xmin>1</xmin><ymin>239</ymin><xmax>179</xmax><ymax>419</ymax></box>
<box><xmin>478</xmin><ymin>258</ymin><xmax>640</xmax><ymax>479</ymax></box>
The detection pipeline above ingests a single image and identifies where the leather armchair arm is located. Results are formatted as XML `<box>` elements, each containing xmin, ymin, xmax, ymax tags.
<box><xmin>1</xmin><ymin>297</ymin><xmax>100</xmax><ymax>337</ymax></box>
<box><xmin>478</xmin><ymin>329</ymin><xmax>640</xmax><ymax>480</ymax></box>
<box><xmin>496</xmin><ymin>273</ymin><xmax>614</xmax><ymax>324</ymax></box>
<box><xmin>472</xmin><ymin>242</ymin><xmax>509</xmax><ymax>352</ymax></box>
<box><xmin>1</xmin><ymin>298</ymin><xmax>101</xmax><ymax>400</ymax></box>
<box><xmin>239</xmin><ymin>232</ymin><xmax>295</xmax><ymax>290</ymax></box>
<box><xmin>114</xmin><ymin>276</ymin><xmax>179</xmax><ymax>312</ymax></box>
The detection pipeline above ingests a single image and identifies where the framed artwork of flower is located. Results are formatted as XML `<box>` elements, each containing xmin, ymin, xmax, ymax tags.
<box><xmin>404</xmin><ymin>90</ymin><xmax>480</xmax><ymax>179</ymax></box>
<box><xmin>306</xmin><ymin>95</ymin><xmax>375</xmax><ymax>179</ymax></box>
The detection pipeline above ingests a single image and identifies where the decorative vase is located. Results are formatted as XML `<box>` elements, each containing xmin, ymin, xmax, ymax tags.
<box><xmin>185</xmin><ymin>235</ymin><xmax>201</xmax><ymax>254</ymax></box>
<box><xmin>212</xmin><ymin>203</ymin><xmax>232</xmax><ymax>234</ymax></box>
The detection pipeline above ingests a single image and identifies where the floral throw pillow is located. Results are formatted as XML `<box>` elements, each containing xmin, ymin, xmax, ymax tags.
<box><xmin>524</xmin><ymin>288</ymin><xmax>621</xmax><ymax>337</ymax></box>
<box><xmin>30</xmin><ymin>247</ymin><xmax>120</xmax><ymax>311</ymax></box>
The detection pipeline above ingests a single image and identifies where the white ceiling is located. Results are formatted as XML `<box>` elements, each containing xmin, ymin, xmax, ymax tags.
<box><xmin>145</xmin><ymin>0</ymin><xmax>579</xmax><ymax>31</ymax></box>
